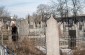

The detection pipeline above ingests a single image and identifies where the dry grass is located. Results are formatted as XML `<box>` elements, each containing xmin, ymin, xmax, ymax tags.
<box><xmin>73</xmin><ymin>49</ymin><xmax>85</xmax><ymax>55</ymax></box>
<box><xmin>7</xmin><ymin>37</ymin><xmax>45</xmax><ymax>55</ymax></box>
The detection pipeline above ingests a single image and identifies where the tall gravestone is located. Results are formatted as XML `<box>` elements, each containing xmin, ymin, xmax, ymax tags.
<box><xmin>46</xmin><ymin>15</ymin><xmax>60</xmax><ymax>55</ymax></box>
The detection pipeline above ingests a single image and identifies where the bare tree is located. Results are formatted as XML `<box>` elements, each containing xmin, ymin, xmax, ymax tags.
<box><xmin>0</xmin><ymin>6</ymin><xmax>10</xmax><ymax>17</ymax></box>
<box><xmin>37</xmin><ymin>4</ymin><xmax>50</xmax><ymax>15</ymax></box>
<box><xmin>58</xmin><ymin>0</ymin><xmax>64</xmax><ymax>17</ymax></box>
<box><xmin>71</xmin><ymin>0</ymin><xmax>83</xmax><ymax>16</ymax></box>
<box><xmin>50</xmin><ymin>0</ymin><xmax>84</xmax><ymax>18</ymax></box>
<box><xmin>71</xmin><ymin>0</ymin><xmax>79</xmax><ymax>16</ymax></box>
<box><xmin>51</xmin><ymin>0</ymin><xmax>68</xmax><ymax>17</ymax></box>
<box><xmin>64</xmin><ymin>0</ymin><xmax>68</xmax><ymax>17</ymax></box>
<box><xmin>37</xmin><ymin>4</ymin><xmax>51</xmax><ymax>21</ymax></box>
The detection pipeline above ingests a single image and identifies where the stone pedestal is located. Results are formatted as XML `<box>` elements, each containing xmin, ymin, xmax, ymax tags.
<box><xmin>46</xmin><ymin>15</ymin><xmax>60</xmax><ymax>55</ymax></box>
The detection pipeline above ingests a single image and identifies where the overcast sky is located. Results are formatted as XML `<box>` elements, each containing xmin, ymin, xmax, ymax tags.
<box><xmin>0</xmin><ymin>0</ymin><xmax>50</xmax><ymax>18</ymax></box>
<box><xmin>0</xmin><ymin>0</ymin><xmax>85</xmax><ymax>18</ymax></box>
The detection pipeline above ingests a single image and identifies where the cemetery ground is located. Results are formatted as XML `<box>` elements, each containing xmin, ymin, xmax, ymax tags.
<box><xmin>73</xmin><ymin>49</ymin><xmax>85</xmax><ymax>55</ymax></box>
<box><xmin>3</xmin><ymin>37</ymin><xmax>85</xmax><ymax>55</ymax></box>
<box><xmin>4</xmin><ymin>37</ymin><xmax>45</xmax><ymax>55</ymax></box>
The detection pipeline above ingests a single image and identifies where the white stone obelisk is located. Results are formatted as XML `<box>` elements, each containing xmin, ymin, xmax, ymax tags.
<box><xmin>46</xmin><ymin>15</ymin><xmax>60</xmax><ymax>55</ymax></box>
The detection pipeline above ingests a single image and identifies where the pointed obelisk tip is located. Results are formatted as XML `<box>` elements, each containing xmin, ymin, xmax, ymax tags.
<box><xmin>50</xmin><ymin>14</ymin><xmax>53</xmax><ymax>19</ymax></box>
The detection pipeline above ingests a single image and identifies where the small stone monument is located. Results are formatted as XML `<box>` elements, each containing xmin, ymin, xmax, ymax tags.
<box><xmin>46</xmin><ymin>14</ymin><xmax>60</xmax><ymax>55</ymax></box>
<box><xmin>0</xmin><ymin>21</ymin><xmax>3</xmax><ymax>28</ymax></box>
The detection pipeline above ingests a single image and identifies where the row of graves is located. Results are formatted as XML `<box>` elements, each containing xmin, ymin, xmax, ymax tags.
<box><xmin>55</xmin><ymin>16</ymin><xmax>85</xmax><ymax>50</ymax></box>
<box><xmin>0</xmin><ymin>17</ymin><xmax>11</xmax><ymax>44</ymax></box>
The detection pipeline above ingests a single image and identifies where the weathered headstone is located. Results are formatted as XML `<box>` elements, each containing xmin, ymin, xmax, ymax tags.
<box><xmin>0</xmin><ymin>22</ymin><xmax>3</xmax><ymax>28</ymax></box>
<box><xmin>46</xmin><ymin>15</ymin><xmax>60</xmax><ymax>55</ymax></box>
